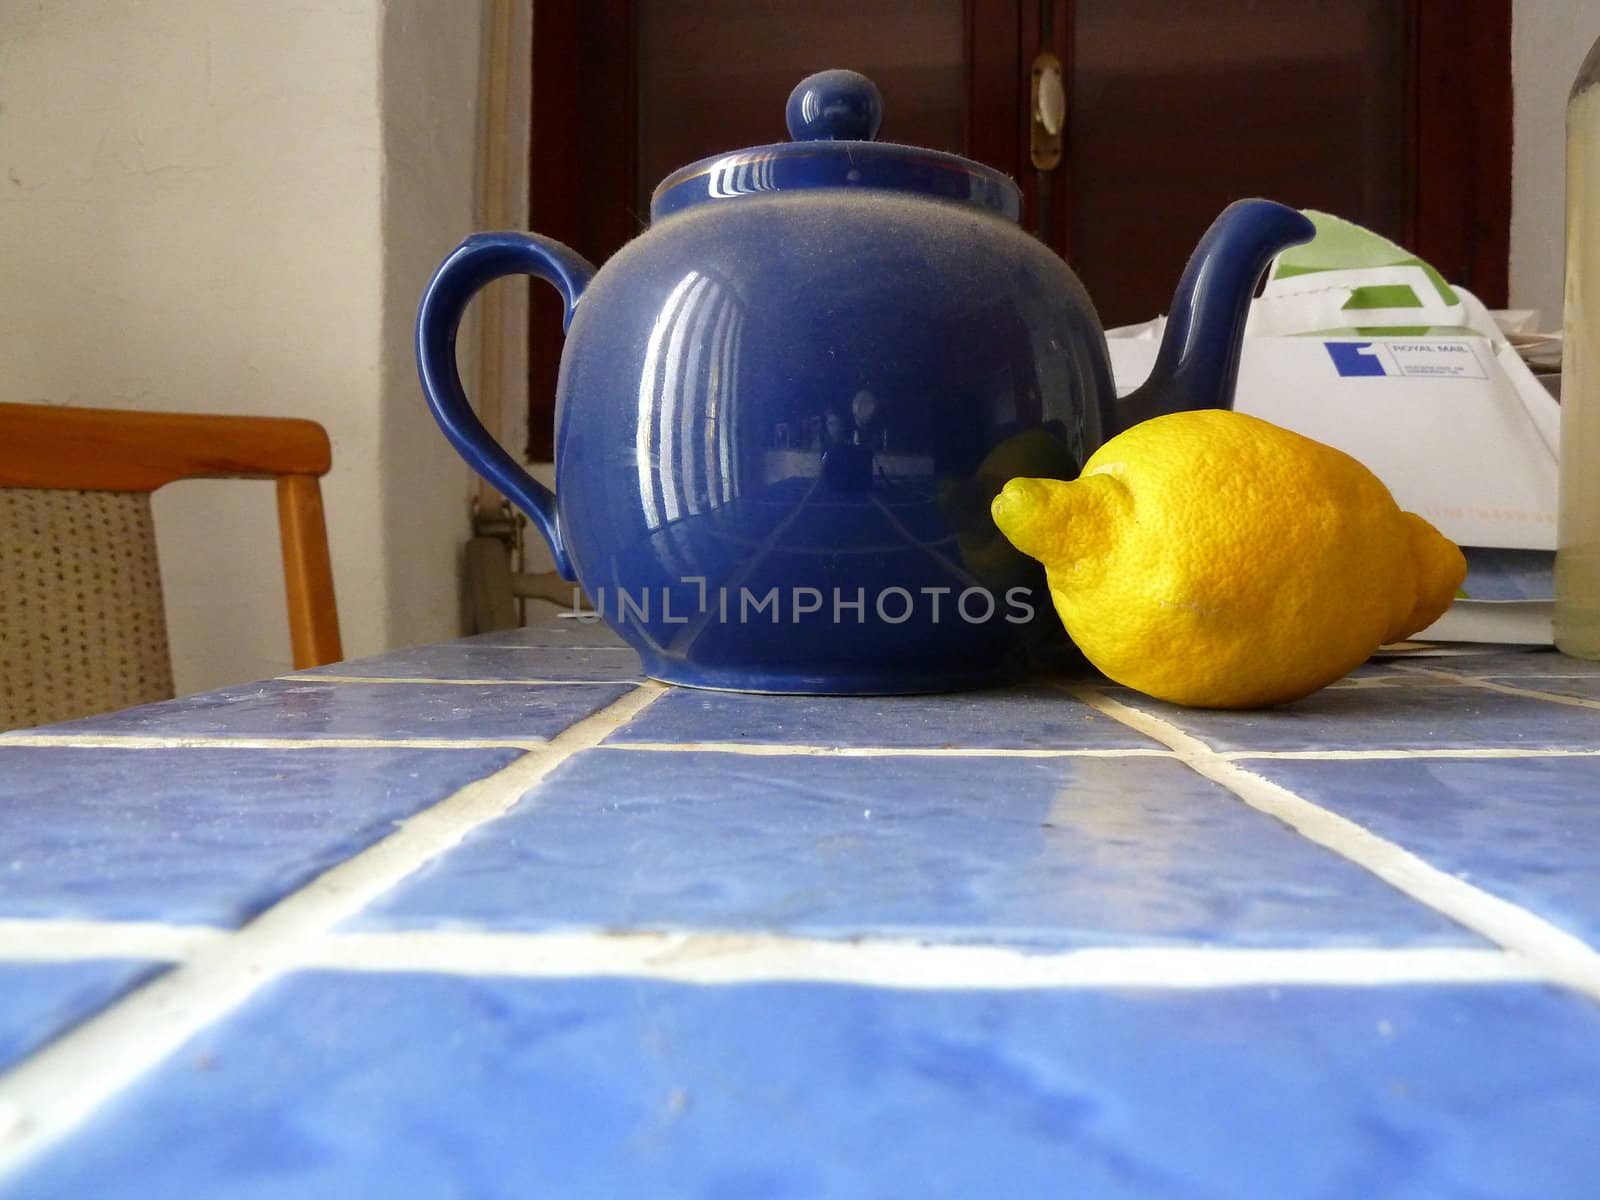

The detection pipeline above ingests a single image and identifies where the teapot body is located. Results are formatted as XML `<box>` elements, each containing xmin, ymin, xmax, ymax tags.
<box><xmin>418</xmin><ymin>69</ymin><xmax>1314</xmax><ymax>694</ymax></box>
<box><xmin>553</xmin><ymin>189</ymin><xmax>1112</xmax><ymax>691</ymax></box>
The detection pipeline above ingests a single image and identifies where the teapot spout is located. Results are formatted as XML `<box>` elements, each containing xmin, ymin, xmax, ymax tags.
<box><xmin>1116</xmin><ymin>199</ymin><xmax>1315</xmax><ymax>431</ymax></box>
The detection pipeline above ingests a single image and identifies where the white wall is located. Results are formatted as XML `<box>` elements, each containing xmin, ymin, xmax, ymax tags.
<box><xmin>0</xmin><ymin>1</ymin><xmax>497</xmax><ymax>693</ymax></box>
<box><xmin>1511</xmin><ymin>0</ymin><xmax>1600</xmax><ymax>326</ymax></box>
<box><xmin>377</xmin><ymin>2</ymin><xmax>489</xmax><ymax>649</ymax></box>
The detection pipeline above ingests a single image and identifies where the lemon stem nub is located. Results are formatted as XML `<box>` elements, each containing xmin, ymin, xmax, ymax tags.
<box><xmin>991</xmin><ymin>474</ymin><xmax>1124</xmax><ymax>568</ymax></box>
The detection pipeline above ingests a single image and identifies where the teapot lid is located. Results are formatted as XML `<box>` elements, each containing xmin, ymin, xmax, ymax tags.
<box><xmin>650</xmin><ymin>69</ymin><xmax>1021</xmax><ymax>223</ymax></box>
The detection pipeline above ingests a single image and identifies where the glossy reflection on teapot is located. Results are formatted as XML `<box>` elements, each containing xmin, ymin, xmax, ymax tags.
<box><xmin>417</xmin><ymin>69</ymin><xmax>1313</xmax><ymax>694</ymax></box>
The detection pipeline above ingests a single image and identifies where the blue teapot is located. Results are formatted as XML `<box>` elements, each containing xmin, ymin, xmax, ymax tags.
<box><xmin>418</xmin><ymin>69</ymin><xmax>1313</xmax><ymax>694</ymax></box>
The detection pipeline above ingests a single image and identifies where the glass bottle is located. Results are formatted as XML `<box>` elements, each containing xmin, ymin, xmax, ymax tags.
<box><xmin>1555</xmin><ymin>36</ymin><xmax>1600</xmax><ymax>658</ymax></box>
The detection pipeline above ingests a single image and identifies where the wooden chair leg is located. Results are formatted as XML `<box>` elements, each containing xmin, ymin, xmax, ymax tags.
<box><xmin>276</xmin><ymin>474</ymin><xmax>343</xmax><ymax>668</ymax></box>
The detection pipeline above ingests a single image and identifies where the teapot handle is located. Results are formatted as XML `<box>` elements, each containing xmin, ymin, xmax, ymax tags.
<box><xmin>416</xmin><ymin>232</ymin><xmax>596</xmax><ymax>581</ymax></box>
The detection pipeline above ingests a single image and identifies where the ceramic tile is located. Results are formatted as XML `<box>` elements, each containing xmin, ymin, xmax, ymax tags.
<box><xmin>458</xmin><ymin>620</ymin><xmax>629</xmax><ymax>649</ymax></box>
<box><xmin>299</xmin><ymin>642</ymin><xmax>642</xmax><ymax>683</ymax></box>
<box><xmin>1437</xmin><ymin>649</ymin><xmax>1600</xmax><ymax>678</ymax></box>
<box><xmin>1113</xmin><ymin>684</ymin><xmax>1600</xmax><ymax>753</ymax></box>
<box><xmin>0</xmin><ymin>746</ymin><xmax>519</xmax><ymax>924</ymax></box>
<box><xmin>1245</xmin><ymin>756</ymin><xmax>1600</xmax><ymax>947</ymax></box>
<box><xmin>1345</xmin><ymin>652</ymin><xmax>1540</xmax><ymax>680</ymax></box>
<box><xmin>1339</xmin><ymin>658</ymin><xmax>1415</xmax><ymax>679</ymax></box>
<box><xmin>14</xmin><ymin>973</ymin><xmax>1600</xmax><ymax>1200</ymax></box>
<box><xmin>22</xmin><ymin>680</ymin><xmax>635</xmax><ymax>742</ymax></box>
<box><xmin>606</xmin><ymin>684</ymin><xmax>1161</xmax><ymax>750</ymax></box>
<box><xmin>0</xmin><ymin>961</ymin><xmax>160</xmax><ymax>1070</ymax></box>
<box><xmin>1483</xmin><ymin>675</ymin><xmax>1600</xmax><ymax>703</ymax></box>
<box><xmin>358</xmin><ymin>748</ymin><xmax>1472</xmax><ymax>947</ymax></box>
<box><xmin>1368</xmin><ymin>647</ymin><xmax>1564</xmax><ymax>672</ymax></box>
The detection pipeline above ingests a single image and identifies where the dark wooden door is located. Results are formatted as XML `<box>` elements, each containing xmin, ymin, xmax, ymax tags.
<box><xmin>526</xmin><ymin>0</ymin><xmax>1508</xmax><ymax>455</ymax></box>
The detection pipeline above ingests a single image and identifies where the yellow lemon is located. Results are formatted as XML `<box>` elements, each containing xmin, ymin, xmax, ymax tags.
<box><xmin>990</xmin><ymin>409</ymin><xmax>1466</xmax><ymax>708</ymax></box>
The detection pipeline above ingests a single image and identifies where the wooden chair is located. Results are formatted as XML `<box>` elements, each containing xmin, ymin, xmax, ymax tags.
<box><xmin>1</xmin><ymin>403</ymin><xmax>342</xmax><ymax>729</ymax></box>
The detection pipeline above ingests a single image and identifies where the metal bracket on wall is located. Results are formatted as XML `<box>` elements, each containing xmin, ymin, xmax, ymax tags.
<box><xmin>464</xmin><ymin>498</ymin><xmax>591</xmax><ymax>634</ymax></box>
<box><xmin>465</xmin><ymin>498</ymin><xmax>524</xmax><ymax>634</ymax></box>
<box><xmin>471</xmin><ymin>497</ymin><xmax>522</xmax><ymax>548</ymax></box>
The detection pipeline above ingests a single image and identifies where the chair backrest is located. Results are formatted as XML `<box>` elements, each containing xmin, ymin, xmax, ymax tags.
<box><xmin>2</xmin><ymin>488</ymin><xmax>175</xmax><ymax>726</ymax></box>
<box><xmin>0</xmin><ymin>403</ymin><xmax>342</xmax><ymax>730</ymax></box>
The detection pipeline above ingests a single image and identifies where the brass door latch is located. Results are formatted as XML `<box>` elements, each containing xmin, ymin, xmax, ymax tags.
<box><xmin>1031</xmin><ymin>52</ymin><xmax>1065</xmax><ymax>171</ymax></box>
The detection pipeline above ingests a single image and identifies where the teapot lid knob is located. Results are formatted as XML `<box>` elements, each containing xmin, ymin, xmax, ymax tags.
<box><xmin>785</xmin><ymin>69</ymin><xmax>883</xmax><ymax>142</ymax></box>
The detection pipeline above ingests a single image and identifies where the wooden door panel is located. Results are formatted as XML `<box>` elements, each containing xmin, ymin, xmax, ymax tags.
<box><xmin>637</xmin><ymin>0</ymin><xmax>971</xmax><ymax>217</ymax></box>
<box><xmin>1066</xmin><ymin>0</ymin><xmax>1413</xmax><ymax>327</ymax></box>
<box><xmin>1410</xmin><ymin>0</ymin><xmax>1512</xmax><ymax>306</ymax></box>
<box><xmin>526</xmin><ymin>0</ymin><xmax>1510</xmax><ymax>451</ymax></box>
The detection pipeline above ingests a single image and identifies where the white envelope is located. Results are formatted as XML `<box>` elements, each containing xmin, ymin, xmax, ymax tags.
<box><xmin>1106</xmin><ymin>296</ymin><xmax>1562</xmax><ymax>644</ymax></box>
<box><xmin>1106</xmin><ymin>298</ymin><xmax>1559</xmax><ymax>553</ymax></box>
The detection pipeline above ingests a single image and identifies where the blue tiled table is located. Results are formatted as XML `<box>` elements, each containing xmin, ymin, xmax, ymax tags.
<box><xmin>2</xmin><ymin>624</ymin><xmax>1599</xmax><ymax>1197</ymax></box>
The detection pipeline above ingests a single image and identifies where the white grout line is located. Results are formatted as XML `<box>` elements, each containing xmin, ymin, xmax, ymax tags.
<box><xmin>300</xmin><ymin>931</ymin><xmax>1539</xmax><ymax>991</ymax></box>
<box><xmin>454</xmin><ymin>643</ymin><xmax>632</xmax><ymax>653</ymax></box>
<box><xmin>600</xmin><ymin>741</ymin><xmax>1177</xmax><ymax>759</ymax></box>
<box><xmin>1454</xmin><ymin>671</ymin><xmax>1600</xmax><ymax>679</ymax></box>
<box><xmin>466</xmin><ymin>645</ymin><xmax>630</xmax><ymax>653</ymax></box>
<box><xmin>1068</xmin><ymin>686</ymin><xmax>1600</xmax><ymax>1004</ymax></box>
<box><xmin>0</xmin><ymin>921</ymin><xmax>226</xmax><ymax>963</ymax></box>
<box><xmin>1390</xmin><ymin>665</ymin><xmax>1600</xmax><ymax>711</ymax></box>
<box><xmin>0</xmin><ymin>735</ymin><xmax>549</xmax><ymax>751</ymax></box>
<box><xmin>0</xmin><ymin>917</ymin><xmax>1542</xmax><ymax>991</ymax></box>
<box><xmin>1323</xmin><ymin>675</ymin><xmax>1462</xmax><ymax>690</ymax></box>
<box><xmin>280</xmin><ymin>674</ymin><xmax>638</xmax><ymax>687</ymax></box>
<box><xmin>5</xmin><ymin>732</ymin><xmax>1591</xmax><ymax>762</ymax></box>
<box><xmin>0</xmin><ymin>682</ymin><xmax>667</xmax><ymax>1179</ymax></box>
<box><xmin>1223</xmin><ymin>748</ymin><xmax>1600</xmax><ymax>761</ymax></box>
<box><xmin>460</xmin><ymin>633</ymin><xmax>629</xmax><ymax>644</ymax></box>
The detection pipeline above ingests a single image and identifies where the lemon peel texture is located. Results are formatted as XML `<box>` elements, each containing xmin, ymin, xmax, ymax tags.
<box><xmin>991</xmin><ymin>410</ymin><xmax>1467</xmax><ymax>708</ymax></box>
